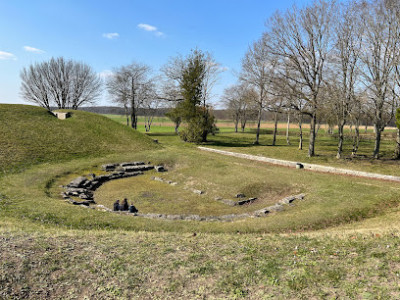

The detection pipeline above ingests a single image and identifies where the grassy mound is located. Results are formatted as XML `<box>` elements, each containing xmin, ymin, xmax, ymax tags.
<box><xmin>0</xmin><ymin>104</ymin><xmax>159</xmax><ymax>174</ymax></box>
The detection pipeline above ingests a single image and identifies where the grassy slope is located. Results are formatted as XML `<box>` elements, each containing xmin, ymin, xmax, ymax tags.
<box><xmin>0</xmin><ymin>104</ymin><xmax>159</xmax><ymax>174</ymax></box>
<box><xmin>3</xmin><ymin>107</ymin><xmax>400</xmax><ymax>298</ymax></box>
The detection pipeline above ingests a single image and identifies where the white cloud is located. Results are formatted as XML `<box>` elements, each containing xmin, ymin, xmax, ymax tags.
<box><xmin>0</xmin><ymin>51</ymin><xmax>16</xmax><ymax>60</ymax></box>
<box><xmin>23</xmin><ymin>46</ymin><xmax>45</xmax><ymax>54</ymax></box>
<box><xmin>98</xmin><ymin>70</ymin><xmax>114</xmax><ymax>79</ymax></box>
<box><xmin>103</xmin><ymin>33</ymin><xmax>119</xmax><ymax>39</ymax></box>
<box><xmin>138</xmin><ymin>23</ymin><xmax>164</xmax><ymax>37</ymax></box>
<box><xmin>138</xmin><ymin>23</ymin><xmax>157</xmax><ymax>32</ymax></box>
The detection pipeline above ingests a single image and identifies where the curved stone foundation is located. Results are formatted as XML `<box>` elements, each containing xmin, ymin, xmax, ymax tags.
<box><xmin>96</xmin><ymin>193</ymin><xmax>306</xmax><ymax>222</ymax></box>
<box><xmin>61</xmin><ymin>162</ymin><xmax>306</xmax><ymax>221</ymax></box>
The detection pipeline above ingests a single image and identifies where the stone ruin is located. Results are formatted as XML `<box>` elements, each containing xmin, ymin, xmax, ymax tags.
<box><xmin>61</xmin><ymin>161</ymin><xmax>306</xmax><ymax>222</ymax></box>
<box><xmin>53</xmin><ymin>111</ymin><xmax>71</xmax><ymax>120</ymax></box>
<box><xmin>61</xmin><ymin>161</ymin><xmax>162</xmax><ymax>206</ymax></box>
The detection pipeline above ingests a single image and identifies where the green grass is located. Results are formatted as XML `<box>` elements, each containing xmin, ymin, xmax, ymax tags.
<box><xmin>0</xmin><ymin>105</ymin><xmax>159</xmax><ymax>174</ymax></box>
<box><xmin>3</xmin><ymin>105</ymin><xmax>400</xmax><ymax>298</ymax></box>
<box><xmin>2</xmin><ymin>228</ymin><xmax>400</xmax><ymax>299</ymax></box>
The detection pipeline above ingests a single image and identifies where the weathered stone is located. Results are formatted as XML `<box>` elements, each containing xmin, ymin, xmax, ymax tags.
<box><xmin>155</xmin><ymin>165</ymin><xmax>166</xmax><ymax>172</ymax></box>
<box><xmin>102</xmin><ymin>164</ymin><xmax>117</xmax><ymax>171</ymax></box>
<box><xmin>95</xmin><ymin>175</ymin><xmax>110</xmax><ymax>182</ymax></box>
<box><xmin>254</xmin><ymin>209</ymin><xmax>270</xmax><ymax>217</ymax></box>
<box><xmin>120</xmin><ymin>161</ymin><xmax>145</xmax><ymax>167</ymax></box>
<box><xmin>96</xmin><ymin>205</ymin><xmax>112</xmax><ymax>212</ymax></box>
<box><xmin>266</xmin><ymin>204</ymin><xmax>284</xmax><ymax>212</ymax></box>
<box><xmin>193</xmin><ymin>189</ymin><xmax>205</xmax><ymax>195</ymax></box>
<box><xmin>152</xmin><ymin>176</ymin><xmax>164</xmax><ymax>182</ymax></box>
<box><xmin>184</xmin><ymin>215</ymin><xmax>202</xmax><ymax>221</ymax></box>
<box><xmin>123</xmin><ymin>165</ymin><xmax>153</xmax><ymax>172</ymax></box>
<box><xmin>122</xmin><ymin>171</ymin><xmax>143</xmax><ymax>178</ymax></box>
<box><xmin>279</xmin><ymin>196</ymin><xmax>296</xmax><ymax>205</ymax></box>
<box><xmin>237</xmin><ymin>197</ymin><xmax>257</xmax><ymax>206</ymax></box>
<box><xmin>68</xmin><ymin>176</ymin><xmax>88</xmax><ymax>188</ymax></box>
<box><xmin>235</xmin><ymin>193</ymin><xmax>246</xmax><ymax>198</ymax></box>
<box><xmin>72</xmin><ymin>201</ymin><xmax>90</xmax><ymax>206</ymax></box>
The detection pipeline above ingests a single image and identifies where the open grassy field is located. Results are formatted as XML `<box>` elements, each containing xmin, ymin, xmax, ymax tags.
<box><xmin>2</xmin><ymin>105</ymin><xmax>400</xmax><ymax>298</ymax></box>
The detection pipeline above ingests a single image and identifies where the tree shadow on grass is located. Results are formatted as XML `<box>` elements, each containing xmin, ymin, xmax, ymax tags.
<box><xmin>146</xmin><ymin>132</ymin><xmax>177</xmax><ymax>137</ymax></box>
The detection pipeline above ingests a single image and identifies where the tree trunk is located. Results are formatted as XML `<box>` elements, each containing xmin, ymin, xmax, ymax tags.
<box><xmin>272</xmin><ymin>111</ymin><xmax>278</xmax><ymax>146</ymax></box>
<box><xmin>336</xmin><ymin>120</ymin><xmax>345</xmax><ymax>159</ymax></box>
<box><xmin>131</xmin><ymin>106</ymin><xmax>137</xmax><ymax>130</ymax></box>
<box><xmin>328</xmin><ymin>124</ymin><xmax>333</xmax><ymax>135</ymax></box>
<box><xmin>298</xmin><ymin>114</ymin><xmax>303</xmax><ymax>150</ymax></box>
<box><xmin>124</xmin><ymin>105</ymin><xmax>129</xmax><ymax>126</ymax></box>
<box><xmin>175</xmin><ymin>123</ymin><xmax>179</xmax><ymax>134</ymax></box>
<box><xmin>308</xmin><ymin>113</ymin><xmax>316</xmax><ymax>157</ymax></box>
<box><xmin>373</xmin><ymin>124</ymin><xmax>381</xmax><ymax>159</ymax></box>
<box><xmin>234</xmin><ymin>117</ymin><xmax>238</xmax><ymax>133</ymax></box>
<box><xmin>241</xmin><ymin>117</ymin><xmax>247</xmax><ymax>132</ymax></box>
<box><xmin>351</xmin><ymin>121</ymin><xmax>360</xmax><ymax>157</ymax></box>
<box><xmin>286</xmin><ymin>113</ymin><xmax>291</xmax><ymax>145</ymax></box>
<box><xmin>254</xmin><ymin>106</ymin><xmax>262</xmax><ymax>145</ymax></box>
<box><xmin>394</xmin><ymin>128</ymin><xmax>400</xmax><ymax>159</ymax></box>
<box><xmin>201</xmin><ymin>109</ymin><xmax>209</xmax><ymax>143</ymax></box>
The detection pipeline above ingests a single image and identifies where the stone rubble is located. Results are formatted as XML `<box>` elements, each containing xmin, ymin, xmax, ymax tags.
<box><xmin>63</xmin><ymin>162</ymin><xmax>153</xmax><ymax>206</ymax></box>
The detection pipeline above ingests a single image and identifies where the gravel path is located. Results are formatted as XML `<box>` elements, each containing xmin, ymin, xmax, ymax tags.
<box><xmin>198</xmin><ymin>146</ymin><xmax>400</xmax><ymax>183</ymax></box>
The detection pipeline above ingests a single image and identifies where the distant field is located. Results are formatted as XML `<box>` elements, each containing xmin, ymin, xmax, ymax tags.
<box><xmin>104</xmin><ymin>113</ymin><xmax>398</xmax><ymax>134</ymax></box>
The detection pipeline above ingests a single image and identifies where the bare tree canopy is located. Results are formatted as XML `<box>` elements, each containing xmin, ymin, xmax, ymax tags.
<box><xmin>264</xmin><ymin>0</ymin><xmax>335</xmax><ymax>156</ymax></box>
<box><xmin>106</xmin><ymin>62</ymin><xmax>154</xmax><ymax>129</ymax></box>
<box><xmin>359</xmin><ymin>0</ymin><xmax>400</xmax><ymax>158</ymax></box>
<box><xmin>241</xmin><ymin>37</ymin><xmax>274</xmax><ymax>144</ymax></box>
<box><xmin>20</xmin><ymin>57</ymin><xmax>102</xmax><ymax>110</ymax></box>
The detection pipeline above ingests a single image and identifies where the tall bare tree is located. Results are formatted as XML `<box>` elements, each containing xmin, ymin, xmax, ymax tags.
<box><xmin>265</xmin><ymin>0</ymin><xmax>335</xmax><ymax>156</ymax></box>
<box><xmin>327</xmin><ymin>0</ymin><xmax>363</xmax><ymax>158</ymax></box>
<box><xmin>20</xmin><ymin>57</ymin><xmax>101</xmax><ymax>110</ymax></box>
<box><xmin>241</xmin><ymin>37</ymin><xmax>274</xmax><ymax>144</ymax></box>
<box><xmin>359</xmin><ymin>0</ymin><xmax>400</xmax><ymax>158</ymax></box>
<box><xmin>106</xmin><ymin>62</ymin><xmax>153</xmax><ymax>129</ymax></box>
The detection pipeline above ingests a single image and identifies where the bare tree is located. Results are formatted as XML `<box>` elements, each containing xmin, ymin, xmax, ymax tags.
<box><xmin>265</xmin><ymin>0</ymin><xmax>335</xmax><ymax>156</ymax></box>
<box><xmin>241</xmin><ymin>37</ymin><xmax>274</xmax><ymax>144</ymax></box>
<box><xmin>106</xmin><ymin>62</ymin><xmax>153</xmax><ymax>129</ymax></box>
<box><xmin>359</xmin><ymin>0</ymin><xmax>400</xmax><ymax>158</ymax></box>
<box><xmin>221</xmin><ymin>83</ymin><xmax>257</xmax><ymax>133</ymax></box>
<box><xmin>20</xmin><ymin>57</ymin><xmax>101</xmax><ymax>110</ymax></box>
<box><xmin>328</xmin><ymin>0</ymin><xmax>363</xmax><ymax>158</ymax></box>
<box><xmin>70</xmin><ymin>62</ymin><xmax>102</xmax><ymax>109</ymax></box>
<box><xmin>142</xmin><ymin>93</ymin><xmax>162</xmax><ymax>132</ymax></box>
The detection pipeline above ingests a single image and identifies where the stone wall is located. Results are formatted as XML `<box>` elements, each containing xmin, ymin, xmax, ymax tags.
<box><xmin>198</xmin><ymin>147</ymin><xmax>400</xmax><ymax>183</ymax></box>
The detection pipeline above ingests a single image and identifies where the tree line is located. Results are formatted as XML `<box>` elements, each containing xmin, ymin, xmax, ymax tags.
<box><xmin>222</xmin><ymin>0</ymin><xmax>400</xmax><ymax>159</ymax></box>
<box><xmin>20</xmin><ymin>0</ymin><xmax>400</xmax><ymax>158</ymax></box>
<box><xmin>20</xmin><ymin>49</ymin><xmax>219</xmax><ymax>142</ymax></box>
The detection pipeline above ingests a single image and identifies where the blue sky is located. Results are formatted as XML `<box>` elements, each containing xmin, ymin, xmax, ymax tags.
<box><xmin>0</xmin><ymin>0</ymin><xmax>312</xmax><ymax>107</ymax></box>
